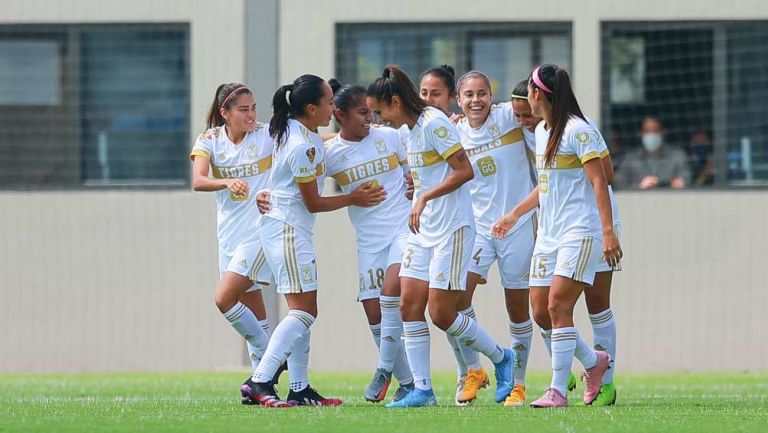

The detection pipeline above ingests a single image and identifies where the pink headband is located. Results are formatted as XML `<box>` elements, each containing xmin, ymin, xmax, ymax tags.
<box><xmin>532</xmin><ymin>67</ymin><xmax>553</xmax><ymax>94</ymax></box>
<box><xmin>221</xmin><ymin>86</ymin><xmax>249</xmax><ymax>107</ymax></box>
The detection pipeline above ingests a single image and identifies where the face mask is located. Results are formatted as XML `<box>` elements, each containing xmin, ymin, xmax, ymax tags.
<box><xmin>642</xmin><ymin>133</ymin><xmax>663</xmax><ymax>152</ymax></box>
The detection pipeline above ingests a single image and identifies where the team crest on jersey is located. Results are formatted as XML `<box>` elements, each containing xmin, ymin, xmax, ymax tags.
<box><xmin>301</xmin><ymin>264</ymin><xmax>315</xmax><ymax>284</ymax></box>
<box><xmin>487</xmin><ymin>123</ymin><xmax>501</xmax><ymax>138</ymax></box>
<box><xmin>576</xmin><ymin>131</ymin><xmax>590</xmax><ymax>145</ymax></box>
<box><xmin>374</xmin><ymin>138</ymin><xmax>388</xmax><ymax>154</ymax></box>
<box><xmin>433</xmin><ymin>126</ymin><xmax>450</xmax><ymax>141</ymax></box>
<box><xmin>306</xmin><ymin>147</ymin><xmax>316</xmax><ymax>163</ymax></box>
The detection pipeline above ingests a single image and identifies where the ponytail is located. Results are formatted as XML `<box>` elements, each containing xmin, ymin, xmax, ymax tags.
<box><xmin>269</xmin><ymin>74</ymin><xmax>326</xmax><ymax>149</ymax></box>
<box><xmin>205</xmin><ymin>83</ymin><xmax>251</xmax><ymax>129</ymax></box>
<box><xmin>329</xmin><ymin>78</ymin><xmax>366</xmax><ymax>112</ymax></box>
<box><xmin>421</xmin><ymin>64</ymin><xmax>457</xmax><ymax>96</ymax></box>
<box><xmin>529</xmin><ymin>65</ymin><xmax>586</xmax><ymax>167</ymax></box>
<box><xmin>367</xmin><ymin>64</ymin><xmax>426</xmax><ymax>120</ymax></box>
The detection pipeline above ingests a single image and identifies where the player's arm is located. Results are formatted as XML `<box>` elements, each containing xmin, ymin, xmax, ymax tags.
<box><xmin>491</xmin><ymin>186</ymin><xmax>539</xmax><ymax>239</ymax></box>
<box><xmin>297</xmin><ymin>179</ymin><xmax>386</xmax><ymax>213</ymax></box>
<box><xmin>584</xmin><ymin>158</ymin><xmax>622</xmax><ymax>266</ymax></box>
<box><xmin>601</xmin><ymin>154</ymin><xmax>615</xmax><ymax>185</ymax></box>
<box><xmin>191</xmin><ymin>155</ymin><xmax>246</xmax><ymax>195</ymax></box>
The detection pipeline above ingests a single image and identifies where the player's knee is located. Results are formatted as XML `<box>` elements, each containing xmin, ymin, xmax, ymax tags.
<box><xmin>531</xmin><ymin>308</ymin><xmax>551</xmax><ymax>329</ymax></box>
<box><xmin>427</xmin><ymin>307</ymin><xmax>453</xmax><ymax>331</ymax></box>
<box><xmin>547</xmin><ymin>299</ymin><xmax>570</xmax><ymax>323</ymax></box>
<box><xmin>214</xmin><ymin>291</ymin><xmax>237</xmax><ymax>313</ymax></box>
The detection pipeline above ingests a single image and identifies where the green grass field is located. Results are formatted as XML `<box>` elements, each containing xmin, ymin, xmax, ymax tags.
<box><xmin>1</xmin><ymin>371</ymin><xmax>766</xmax><ymax>433</ymax></box>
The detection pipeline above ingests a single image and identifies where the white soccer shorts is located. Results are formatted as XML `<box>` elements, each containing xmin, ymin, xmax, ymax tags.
<box><xmin>260</xmin><ymin>217</ymin><xmax>318</xmax><ymax>294</ymax></box>
<box><xmin>399</xmin><ymin>225</ymin><xmax>475</xmax><ymax>291</ymax></box>
<box><xmin>219</xmin><ymin>240</ymin><xmax>273</xmax><ymax>293</ymax></box>
<box><xmin>356</xmin><ymin>233</ymin><xmax>409</xmax><ymax>302</ymax></box>
<box><xmin>468</xmin><ymin>215</ymin><xmax>536</xmax><ymax>289</ymax></box>
<box><xmin>529</xmin><ymin>236</ymin><xmax>603</xmax><ymax>287</ymax></box>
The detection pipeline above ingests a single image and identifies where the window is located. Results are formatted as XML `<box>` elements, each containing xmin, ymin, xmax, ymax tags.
<box><xmin>602</xmin><ymin>22</ymin><xmax>768</xmax><ymax>188</ymax></box>
<box><xmin>0</xmin><ymin>24</ymin><xmax>190</xmax><ymax>189</ymax></box>
<box><xmin>336</xmin><ymin>22</ymin><xmax>571</xmax><ymax>104</ymax></box>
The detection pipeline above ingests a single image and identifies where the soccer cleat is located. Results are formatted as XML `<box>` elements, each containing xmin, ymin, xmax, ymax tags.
<box><xmin>530</xmin><ymin>387</ymin><xmax>568</xmax><ymax>408</ymax></box>
<box><xmin>393</xmin><ymin>382</ymin><xmax>415</xmax><ymax>402</ymax></box>
<box><xmin>503</xmin><ymin>384</ymin><xmax>526</xmax><ymax>407</ymax></box>
<box><xmin>588</xmin><ymin>382</ymin><xmax>617</xmax><ymax>406</ymax></box>
<box><xmin>454</xmin><ymin>376</ymin><xmax>467</xmax><ymax>405</ymax></box>
<box><xmin>287</xmin><ymin>385</ymin><xmax>343</xmax><ymax>407</ymax></box>
<box><xmin>385</xmin><ymin>388</ymin><xmax>437</xmax><ymax>408</ymax></box>
<box><xmin>567</xmin><ymin>371</ymin><xmax>578</xmax><ymax>392</ymax></box>
<box><xmin>241</xmin><ymin>376</ymin><xmax>278</xmax><ymax>405</ymax></box>
<box><xmin>240</xmin><ymin>380</ymin><xmax>294</xmax><ymax>408</ymax></box>
<box><xmin>493</xmin><ymin>348</ymin><xmax>515</xmax><ymax>403</ymax></box>
<box><xmin>455</xmin><ymin>368</ymin><xmax>489</xmax><ymax>405</ymax></box>
<box><xmin>364</xmin><ymin>368</ymin><xmax>393</xmax><ymax>402</ymax></box>
<box><xmin>582</xmin><ymin>351</ymin><xmax>612</xmax><ymax>405</ymax></box>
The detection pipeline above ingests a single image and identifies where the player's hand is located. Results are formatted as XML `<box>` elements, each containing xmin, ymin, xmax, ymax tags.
<box><xmin>450</xmin><ymin>112</ymin><xmax>465</xmax><ymax>124</ymax></box>
<box><xmin>409</xmin><ymin>196</ymin><xmax>427</xmax><ymax>233</ymax></box>
<box><xmin>670</xmin><ymin>177</ymin><xmax>686</xmax><ymax>189</ymax></box>
<box><xmin>256</xmin><ymin>190</ymin><xmax>272</xmax><ymax>214</ymax></box>
<box><xmin>602</xmin><ymin>228</ymin><xmax>623</xmax><ymax>268</ymax></box>
<box><xmin>227</xmin><ymin>178</ymin><xmax>249</xmax><ymax>197</ymax></box>
<box><xmin>404</xmin><ymin>172</ymin><xmax>414</xmax><ymax>200</ymax></box>
<box><xmin>491</xmin><ymin>212</ymin><xmax>519</xmax><ymax>239</ymax></box>
<box><xmin>350</xmin><ymin>182</ymin><xmax>386</xmax><ymax>207</ymax></box>
<box><xmin>639</xmin><ymin>175</ymin><xmax>660</xmax><ymax>189</ymax></box>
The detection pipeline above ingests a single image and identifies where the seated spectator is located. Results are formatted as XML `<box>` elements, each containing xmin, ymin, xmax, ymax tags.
<box><xmin>614</xmin><ymin>116</ymin><xmax>691</xmax><ymax>189</ymax></box>
<box><xmin>687</xmin><ymin>129</ymin><xmax>715</xmax><ymax>186</ymax></box>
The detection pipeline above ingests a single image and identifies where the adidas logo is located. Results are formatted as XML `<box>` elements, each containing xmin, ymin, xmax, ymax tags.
<box><xmin>513</xmin><ymin>343</ymin><xmax>527</xmax><ymax>352</ymax></box>
<box><xmin>383</xmin><ymin>336</ymin><xmax>396</xmax><ymax>343</ymax></box>
<box><xmin>244</xmin><ymin>334</ymin><xmax>253</xmax><ymax>341</ymax></box>
<box><xmin>250</xmin><ymin>353</ymin><xmax>260</xmax><ymax>361</ymax></box>
<box><xmin>435</xmin><ymin>273</ymin><xmax>446</xmax><ymax>282</ymax></box>
<box><xmin>464</xmin><ymin>338</ymin><xmax>476</xmax><ymax>347</ymax></box>
<box><xmin>283</xmin><ymin>351</ymin><xmax>292</xmax><ymax>357</ymax></box>
<box><xmin>238</xmin><ymin>259</ymin><xmax>248</xmax><ymax>269</ymax></box>
<box><xmin>340</xmin><ymin>155</ymin><xmax>349</xmax><ymax>162</ymax></box>
<box><xmin>594</xmin><ymin>344</ymin><xmax>606</xmax><ymax>351</ymax></box>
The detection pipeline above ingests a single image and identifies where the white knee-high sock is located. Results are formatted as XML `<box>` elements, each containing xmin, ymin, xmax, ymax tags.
<box><xmin>369</xmin><ymin>323</ymin><xmax>382</xmax><ymax>349</ymax></box>
<box><xmin>378</xmin><ymin>296</ymin><xmax>402</xmax><ymax>372</ymax></box>
<box><xmin>403</xmin><ymin>321</ymin><xmax>431</xmax><ymax>391</ymax></box>
<box><xmin>509</xmin><ymin>319</ymin><xmax>533</xmax><ymax>386</ymax></box>
<box><xmin>573</xmin><ymin>332</ymin><xmax>598</xmax><ymax>369</ymax></box>
<box><xmin>540</xmin><ymin>328</ymin><xmax>553</xmax><ymax>358</ymax></box>
<box><xmin>247</xmin><ymin>319</ymin><xmax>272</xmax><ymax>372</ymax></box>
<box><xmin>392</xmin><ymin>343</ymin><xmax>414</xmax><ymax>385</ymax></box>
<box><xmin>252</xmin><ymin>310</ymin><xmax>315</xmax><ymax>383</ymax></box>
<box><xmin>550</xmin><ymin>327</ymin><xmax>578</xmax><ymax>395</ymax></box>
<box><xmin>590</xmin><ymin>308</ymin><xmax>616</xmax><ymax>384</ymax></box>
<box><xmin>288</xmin><ymin>328</ymin><xmax>311</xmax><ymax>392</ymax></box>
<box><xmin>446</xmin><ymin>313</ymin><xmax>504</xmax><ymax>364</ymax></box>
<box><xmin>457</xmin><ymin>307</ymin><xmax>482</xmax><ymax>370</ymax></box>
<box><xmin>446</xmin><ymin>334</ymin><xmax>468</xmax><ymax>378</ymax></box>
<box><xmin>223</xmin><ymin>302</ymin><xmax>269</xmax><ymax>374</ymax></box>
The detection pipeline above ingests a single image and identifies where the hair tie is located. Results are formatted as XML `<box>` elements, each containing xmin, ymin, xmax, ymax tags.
<box><xmin>510</xmin><ymin>94</ymin><xmax>528</xmax><ymax>100</ymax></box>
<box><xmin>532</xmin><ymin>67</ymin><xmax>553</xmax><ymax>94</ymax></box>
<box><xmin>285</xmin><ymin>89</ymin><xmax>292</xmax><ymax>106</ymax></box>
<box><xmin>221</xmin><ymin>86</ymin><xmax>248</xmax><ymax>108</ymax></box>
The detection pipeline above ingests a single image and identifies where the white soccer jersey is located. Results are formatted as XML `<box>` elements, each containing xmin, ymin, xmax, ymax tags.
<box><xmin>263</xmin><ymin>119</ymin><xmax>326</xmax><ymax>236</ymax></box>
<box><xmin>534</xmin><ymin>116</ymin><xmax>604</xmax><ymax>250</ymax></box>
<box><xmin>190</xmin><ymin>123</ymin><xmax>273</xmax><ymax>254</ymax></box>
<box><xmin>457</xmin><ymin>102</ymin><xmax>535</xmax><ymax>236</ymax></box>
<box><xmin>406</xmin><ymin>107</ymin><xmax>475</xmax><ymax>247</ymax></box>
<box><xmin>325</xmin><ymin>126</ymin><xmax>411</xmax><ymax>253</ymax></box>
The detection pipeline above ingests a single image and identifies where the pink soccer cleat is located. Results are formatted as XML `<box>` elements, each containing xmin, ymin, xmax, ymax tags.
<box><xmin>582</xmin><ymin>351</ymin><xmax>612</xmax><ymax>405</ymax></box>
<box><xmin>530</xmin><ymin>387</ymin><xmax>568</xmax><ymax>408</ymax></box>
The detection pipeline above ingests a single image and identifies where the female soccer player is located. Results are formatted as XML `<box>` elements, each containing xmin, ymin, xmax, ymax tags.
<box><xmin>512</xmin><ymin>79</ymin><xmax>622</xmax><ymax>406</ymax></box>
<box><xmin>241</xmin><ymin>74</ymin><xmax>385</xmax><ymax>408</ymax></box>
<box><xmin>419</xmin><ymin>65</ymin><xmax>457</xmax><ymax>117</ymax></box>
<box><xmin>419</xmin><ymin>64</ymin><xmax>477</xmax><ymax>403</ymax></box>
<box><xmin>454</xmin><ymin>71</ymin><xmax>536</xmax><ymax>406</ymax></box>
<box><xmin>492</xmin><ymin>65</ymin><xmax>621</xmax><ymax>408</ymax></box>
<box><xmin>367</xmin><ymin>65</ymin><xmax>514</xmax><ymax>408</ymax></box>
<box><xmin>324</xmin><ymin>79</ymin><xmax>415</xmax><ymax>403</ymax></box>
<box><xmin>190</xmin><ymin>83</ymin><xmax>278</xmax><ymax>402</ymax></box>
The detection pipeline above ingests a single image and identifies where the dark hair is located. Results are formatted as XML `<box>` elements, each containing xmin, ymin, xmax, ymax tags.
<box><xmin>270</xmin><ymin>74</ymin><xmax>326</xmax><ymax>148</ymax></box>
<box><xmin>206</xmin><ymin>83</ymin><xmax>252</xmax><ymax>129</ymax></box>
<box><xmin>529</xmin><ymin>65</ymin><xmax>586</xmax><ymax>166</ymax></box>
<box><xmin>367</xmin><ymin>65</ymin><xmax>426</xmax><ymax>120</ymax></box>
<box><xmin>328</xmin><ymin>78</ymin><xmax>366</xmax><ymax>112</ymax></box>
<box><xmin>420</xmin><ymin>64</ymin><xmax>456</xmax><ymax>96</ymax></box>
<box><xmin>511</xmin><ymin>80</ymin><xmax>529</xmax><ymax>99</ymax></box>
<box><xmin>456</xmin><ymin>70</ymin><xmax>491</xmax><ymax>94</ymax></box>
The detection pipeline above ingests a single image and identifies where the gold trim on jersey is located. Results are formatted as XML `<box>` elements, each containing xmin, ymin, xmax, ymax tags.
<box><xmin>330</xmin><ymin>154</ymin><xmax>400</xmax><ymax>186</ymax></box>
<box><xmin>190</xmin><ymin>149</ymin><xmax>210</xmax><ymax>160</ymax></box>
<box><xmin>526</xmin><ymin>147</ymin><xmax>536</xmax><ymax>163</ymax></box>
<box><xmin>536</xmin><ymin>154</ymin><xmax>585</xmax><ymax>170</ymax></box>
<box><xmin>465</xmin><ymin>128</ymin><xmax>524</xmax><ymax>158</ymax></box>
<box><xmin>449</xmin><ymin>227</ymin><xmax>465</xmax><ymax>290</ymax></box>
<box><xmin>283</xmin><ymin>224</ymin><xmax>302</xmax><ymax>293</ymax></box>
<box><xmin>211</xmin><ymin>155</ymin><xmax>273</xmax><ymax>179</ymax></box>
<box><xmin>581</xmin><ymin>151</ymin><xmax>601</xmax><ymax>164</ymax></box>
<box><xmin>440</xmin><ymin>143</ymin><xmax>463</xmax><ymax>159</ymax></box>
<box><xmin>408</xmin><ymin>149</ymin><xmax>442</xmax><ymax>168</ymax></box>
<box><xmin>599</xmin><ymin>149</ymin><xmax>610</xmax><ymax>158</ymax></box>
<box><xmin>295</xmin><ymin>162</ymin><xmax>326</xmax><ymax>184</ymax></box>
